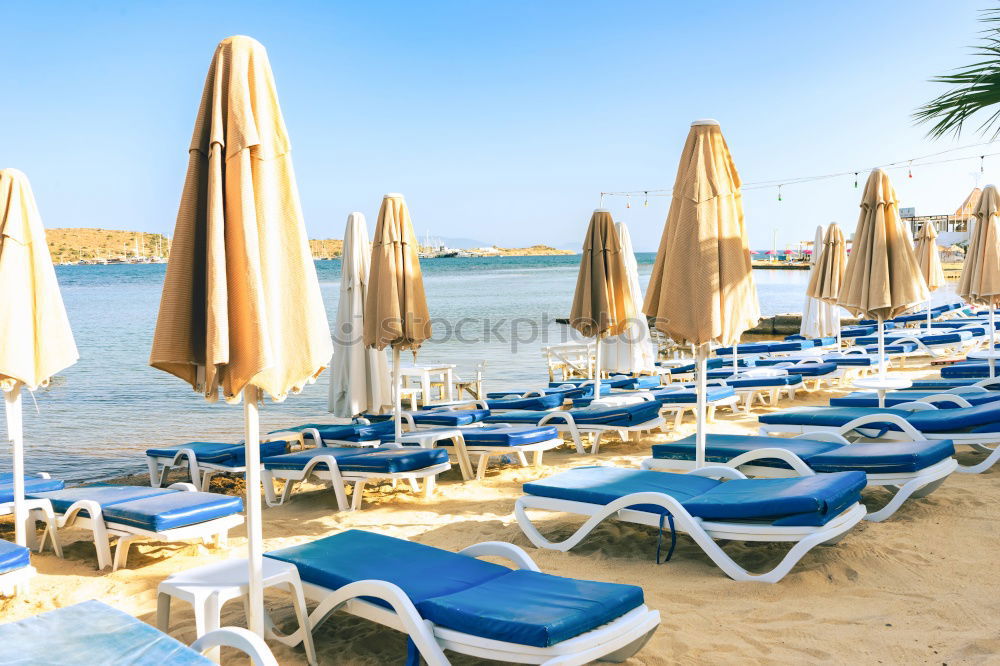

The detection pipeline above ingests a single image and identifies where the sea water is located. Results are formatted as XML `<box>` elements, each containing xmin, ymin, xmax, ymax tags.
<box><xmin>8</xmin><ymin>255</ymin><xmax>958</xmax><ymax>482</ymax></box>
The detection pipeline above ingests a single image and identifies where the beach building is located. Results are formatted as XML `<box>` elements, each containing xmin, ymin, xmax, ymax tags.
<box><xmin>900</xmin><ymin>186</ymin><xmax>980</xmax><ymax>246</ymax></box>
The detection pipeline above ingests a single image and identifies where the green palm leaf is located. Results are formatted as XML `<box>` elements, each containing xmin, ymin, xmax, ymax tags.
<box><xmin>915</xmin><ymin>8</ymin><xmax>1000</xmax><ymax>138</ymax></box>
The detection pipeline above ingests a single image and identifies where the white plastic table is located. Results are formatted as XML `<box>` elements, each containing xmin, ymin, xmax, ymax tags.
<box><xmin>853</xmin><ymin>377</ymin><xmax>913</xmax><ymax>408</ymax></box>
<box><xmin>967</xmin><ymin>349</ymin><xmax>1000</xmax><ymax>378</ymax></box>
<box><xmin>158</xmin><ymin>557</ymin><xmax>317</xmax><ymax>665</ymax></box>
<box><xmin>399</xmin><ymin>363</ymin><xmax>456</xmax><ymax>405</ymax></box>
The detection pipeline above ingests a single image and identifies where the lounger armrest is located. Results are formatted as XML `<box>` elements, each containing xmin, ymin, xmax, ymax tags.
<box><xmin>167</xmin><ymin>482</ymin><xmax>198</xmax><ymax>492</ymax></box>
<box><xmin>891</xmin><ymin>401</ymin><xmax>940</xmax><ymax>411</ymax></box>
<box><xmin>973</xmin><ymin>378</ymin><xmax>1000</xmax><ymax>389</ymax></box>
<box><xmin>726</xmin><ymin>449</ymin><xmax>815</xmax><ymax>476</ymax></box>
<box><xmin>457</xmin><ymin>541</ymin><xmax>542</xmax><ymax>572</ymax></box>
<box><xmin>539</xmin><ymin>411</ymin><xmax>575</xmax><ymax>426</ymax></box>
<box><xmin>792</xmin><ymin>431</ymin><xmax>853</xmax><ymax>446</ymax></box>
<box><xmin>432</xmin><ymin>400</ymin><xmax>489</xmax><ymax>410</ymax></box>
<box><xmin>951</xmin><ymin>386</ymin><xmax>988</xmax><ymax>394</ymax></box>
<box><xmin>916</xmin><ymin>394</ymin><xmax>974</xmax><ymax>408</ymax></box>
<box><xmin>686</xmin><ymin>466</ymin><xmax>748</xmax><ymax>480</ymax></box>
<box><xmin>0</xmin><ymin>498</ymin><xmax>54</xmax><ymax>516</ymax></box>
<box><xmin>191</xmin><ymin>627</ymin><xmax>279</xmax><ymax>666</ymax></box>
<box><xmin>838</xmin><ymin>413</ymin><xmax>925</xmax><ymax>440</ymax></box>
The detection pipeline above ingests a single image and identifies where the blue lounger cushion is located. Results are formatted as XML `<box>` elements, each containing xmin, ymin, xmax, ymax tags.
<box><xmin>841</xmin><ymin>326</ymin><xmax>875</xmax><ymax>338</ymax></box>
<box><xmin>0</xmin><ymin>539</ymin><xmax>30</xmax><ymax>575</ymax></box>
<box><xmin>486</xmin><ymin>394</ymin><xmax>564</xmax><ymax>410</ymax></box>
<box><xmin>942</xmin><ymin>363</ymin><xmax>992</xmax><ymax>379</ymax></box>
<box><xmin>144</xmin><ymin>440</ymin><xmax>289</xmax><ymax>465</ymax></box>
<box><xmin>522</xmin><ymin>466</ymin><xmax>865</xmax><ymax>526</ymax></box>
<box><xmin>667</xmin><ymin>358</ymin><xmax>754</xmax><ymax>374</ymax></box>
<box><xmin>266</xmin><ymin>530</ymin><xmax>644</xmax><ymax>648</ymax></box>
<box><xmin>771</xmin><ymin>362</ymin><xmax>837</xmax><ymax>377</ymax></box>
<box><xmin>0</xmin><ymin>600</ymin><xmax>213</xmax><ymax>664</ymax></box>
<box><xmin>823</xmin><ymin>357</ymin><xmax>874</xmax><ymax>367</ymax></box>
<box><xmin>616</xmin><ymin>376</ymin><xmax>661</xmax><ymax>390</ymax></box>
<box><xmin>760</xmin><ymin>402</ymin><xmax>1000</xmax><ymax>433</ymax></box>
<box><xmin>655</xmin><ymin>387</ymin><xmax>735</xmax><ymax>404</ymax></box>
<box><xmin>831</xmin><ymin>391</ymin><xmax>1000</xmax><ymax>408</ymax></box>
<box><xmin>714</xmin><ymin>343</ymin><xmax>772</xmax><ymax>355</ymax></box>
<box><xmin>262</xmin><ymin>446</ymin><xmax>449</xmax><ymax>473</ymax></box>
<box><xmin>410</xmin><ymin>409</ymin><xmax>491</xmax><ymax>426</ymax></box>
<box><xmin>99</xmin><ymin>492</ymin><xmax>243</xmax><ymax>532</ymax></box>
<box><xmin>278</xmin><ymin>420</ymin><xmax>395</xmax><ymax>442</ymax></box>
<box><xmin>549</xmin><ymin>378</ymin><xmax>632</xmax><ymax>389</ymax></box>
<box><xmin>27</xmin><ymin>485</ymin><xmax>176</xmax><ymax>514</ymax></box>
<box><xmin>446</xmin><ymin>425</ymin><xmax>560</xmax><ymax>447</ymax></box>
<box><xmin>720</xmin><ymin>376</ymin><xmax>803</xmax><ymax>389</ymax></box>
<box><xmin>0</xmin><ymin>476</ymin><xmax>65</xmax><ymax>504</ymax></box>
<box><xmin>26</xmin><ymin>485</ymin><xmax>243</xmax><ymax>531</ymax></box>
<box><xmin>486</xmin><ymin>401</ymin><xmax>662</xmax><ymax>427</ymax></box>
<box><xmin>653</xmin><ymin>433</ymin><xmax>956</xmax><ymax>474</ymax></box>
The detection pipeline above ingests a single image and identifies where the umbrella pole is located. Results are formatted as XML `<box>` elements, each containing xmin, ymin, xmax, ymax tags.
<box><xmin>393</xmin><ymin>347</ymin><xmax>402</xmax><ymax>440</ymax></box>
<box><xmin>926</xmin><ymin>300</ymin><xmax>932</xmax><ymax>331</ymax></box>
<box><xmin>732</xmin><ymin>344</ymin><xmax>738</xmax><ymax>377</ymax></box>
<box><xmin>593</xmin><ymin>334</ymin><xmax>602</xmax><ymax>399</ymax></box>
<box><xmin>991</xmin><ymin>303</ymin><xmax>997</xmax><ymax>379</ymax></box>
<box><xmin>243</xmin><ymin>384</ymin><xmax>265</xmax><ymax>637</ymax></box>
<box><xmin>877</xmin><ymin>314</ymin><xmax>886</xmax><ymax>382</ymax></box>
<box><xmin>3</xmin><ymin>383</ymin><xmax>26</xmax><ymax>547</ymax></box>
<box><xmin>695</xmin><ymin>343</ymin><xmax>708</xmax><ymax>468</ymax></box>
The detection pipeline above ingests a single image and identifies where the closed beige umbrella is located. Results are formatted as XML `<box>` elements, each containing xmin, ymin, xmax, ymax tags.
<box><xmin>914</xmin><ymin>220</ymin><xmax>946</xmax><ymax>329</ymax></box>
<box><xmin>958</xmin><ymin>184</ymin><xmax>1000</xmax><ymax>375</ymax></box>
<box><xmin>0</xmin><ymin>169</ymin><xmax>78</xmax><ymax>548</ymax></box>
<box><xmin>569</xmin><ymin>209</ymin><xmax>634</xmax><ymax>396</ymax></box>
<box><xmin>644</xmin><ymin>120</ymin><xmax>759</xmax><ymax>466</ymax></box>
<box><xmin>149</xmin><ymin>36</ymin><xmax>332</xmax><ymax>638</ymax></box>
<box><xmin>838</xmin><ymin>169</ymin><xmax>928</xmax><ymax>391</ymax></box>
<box><xmin>806</xmin><ymin>223</ymin><xmax>847</xmax><ymax>344</ymax></box>
<box><xmin>364</xmin><ymin>193</ymin><xmax>431</xmax><ymax>439</ymax></box>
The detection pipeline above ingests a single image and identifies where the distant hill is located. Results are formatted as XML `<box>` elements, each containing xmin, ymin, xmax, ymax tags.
<box><xmin>45</xmin><ymin>228</ymin><xmax>571</xmax><ymax>263</ymax></box>
<box><xmin>47</xmin><ymin>228</ymin><xmax>170</xmax><ymax>263</ymax></box>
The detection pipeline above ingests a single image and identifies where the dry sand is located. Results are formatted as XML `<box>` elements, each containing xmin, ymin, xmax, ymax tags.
<box><xmin>1</xmin><ymin>358</ymin><xmax>998</xmax><ymax>664</ymax></box>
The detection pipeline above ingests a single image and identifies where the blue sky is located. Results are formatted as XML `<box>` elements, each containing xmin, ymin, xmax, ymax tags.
<box><xmin>2</xmin><ymin>1</ymin><xmax>995</xmax><ymax>250</ymax></box>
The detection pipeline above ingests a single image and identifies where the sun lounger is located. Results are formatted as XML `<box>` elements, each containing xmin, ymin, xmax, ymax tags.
<box><xmin>0</xmin><ymin>539</ymin><xmax>32</xmax><ymax>596</ymax></box>
<box><xmin>908</xmin><ymin>378</ymin><xmax>1000</xmax><ymax>391</ymax></box>
<box><xmin>404</xmin><ymin>425</ymin><xmax>565</xmax><ymax>480</ymax></box>
<box><xmin>750</xmin><ymin>360</ymin><xmax>839</xmax><ymax>389</ymax></box>
<box><xmin>830</xmin><ymin>389</ymin><xmax>1000</xmax><ymax>408</ymax></box>
<box><xmin>261</xmin><ymin>445</ymin><xmax>451</xmax><ymax>510</ymax></box>
<box><xmin>26</xmin><ymin>484</ymin><xmax>244</xmax><ymax>570</ymax></box>
<box><xmin>265</xmin><ymin>529</ymin><xmax>660</xmax><ymax>665</ymax></box>
<box><xmin>758</xmin><ymin>402</ymin><xmax>1000</xmax><ymax>473</ymax></box>
<box><xmin>0</xmin><ymin>600</ymin><xmax>277</xmax><ymax>665</ymax></box>
<box><xmin>941</xmin><ymin>362</ymin><xmax>997</xmax><ymax>379</ymax></box>
<box><xmin>483</xmin><ymin>400</ymin><xmax>666</xmax><ymax>453</ymax></box>
<box><xmin>0</xmin><ymin>472</ymin><xmax>64</xmax><ymax>503</ymax></box>
<box><xmin>145</xmin><ymin>440</ymin><xmax>292</xmax><ymax>491</ymax></box>
<box><xmin>573</xmin><ymin>385</ymin><xmax>742</xmax><ymax>422</ymax></box>
<box><xmin>515</xmin><ymin>465</ymin><xmax>867</xmax><ymax>582</ymax></box>
<box><xmin>642</xmin><ymin>433</ymin><xmax>957</xmax><ymax>521</ymax></box>
<box><xmin>854</xmin><ymin>330</ymin><xmax>981</xmax><ymax>358</ymax></box>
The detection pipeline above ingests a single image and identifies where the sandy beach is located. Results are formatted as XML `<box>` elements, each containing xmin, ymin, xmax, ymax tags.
<box><xmin>1</xmin><ymin>356</ymin><xmax>997</xmax><ymax>665</ymax></box>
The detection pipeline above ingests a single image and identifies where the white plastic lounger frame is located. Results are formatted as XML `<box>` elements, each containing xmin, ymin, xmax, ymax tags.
<box><xmin>530</xmin><ymin>407</ymin><xmax>667</xmax><ymax>455</ymax></box>
<box><xmin>640</xmin><ymin>431</ymin><xmax>958</xmax><ymax>522</ymax></box>
<box><xmin>268</xmin><ymin>541</ymin><xmax>660</xmax><ymax>666</ymax></box>
<box><xmin>514</xmin><ymin>466</ymin><xmax>867</xmax><ymax>583</ymax></box>
<box><xmin>146</xmin><ymin>437</ymin><xmax>299</xmax><ymax>492</ymax></box>
<box><xmin>874</xmin><ymin>333</ymin><xmax>981</xmax><ymax>359</ymax></box>
<box><xmin>261</xmin><ymin>444</ymin><xmax>451</xmax><ymax>511</ymax></box>
<box><xmin>29</xmin><ymin>483</ymin><xmax>243</xmax><ymax>571</ymax></box>
<box><xmin>758</xmin><ymin>399</ymin><xmax>1000</xmax><ymax>474</ymax></box>
<box><xmin>189</xmin><ymin>627</ymin><xmax>280</xmax><ymax>666</ymax></box>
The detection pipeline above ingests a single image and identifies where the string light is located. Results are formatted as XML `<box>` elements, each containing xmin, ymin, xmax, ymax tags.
<box><xmin>643</xmin><ymin>191</ymin><xmax>649</xmax><ymax>207</ymax></box>
<box><xmin>777</xmin><ymin>185</ymin><xmax>783</xmax><ymax>202</ymax></box>
<box><xmin>599</xmin><ymin>139</ymin><xmax>1000</xmax><ymax>201</ymax></box>
<box><xmin>625</xmin><ymin>194</ymin><xmax>631</xmax><ymax>208</ymax></box>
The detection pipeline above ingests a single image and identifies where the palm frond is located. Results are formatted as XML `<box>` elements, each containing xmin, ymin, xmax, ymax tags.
<box><xmin>914</xmin><ymin>8</ymin><xmax>1000</xmax><ymax>138</ymax></box>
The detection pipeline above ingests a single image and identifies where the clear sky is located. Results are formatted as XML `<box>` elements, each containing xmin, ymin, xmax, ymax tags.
<box><xmin>3</xmin><ymin>1</ymin><xmax>995</xmax><ymax>251</ymax></box>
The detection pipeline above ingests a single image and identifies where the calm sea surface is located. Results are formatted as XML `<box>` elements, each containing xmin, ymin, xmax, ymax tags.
<box><xmin>8</xmin><ymin>255</ymin><xmax>959</xmax><ymax>482</ymax></box>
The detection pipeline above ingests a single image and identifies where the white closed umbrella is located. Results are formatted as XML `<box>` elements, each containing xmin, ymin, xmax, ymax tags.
<box><xmin>329</xmin><ymin>212</ymin><xmax>392</xmax><ymax>417</ymax></box>
<box><xmin>0</xmin><ymin>169</ymin><xmax>79</xmax><ymax>547</ymax></box>
<box><xmin>800</xmin><ymin>225</ymin><xmax>841</xmax><ymax>339</ymax></box>
<box><xmin>599</xmin><ymin>222</ymin><xmax>656</xmax><ymax>375</ymax></box>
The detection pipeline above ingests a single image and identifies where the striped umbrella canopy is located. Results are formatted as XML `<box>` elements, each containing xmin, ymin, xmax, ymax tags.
<box><xmin>364</xmin><ymin>193</ymin><xmax>431</xmax><ymax>439</ymax></box>
<box><xmin>959</xmin><ymin>184</ymin><xmax>1000</xmax><ymax>371</ymax></box>
<box><xmin>644</xmin><ymin>120</ymin><xmax>759</xmax><ymax>466</ymax></box>
<box><xmin>149</xmin><ymin>36</ymin><xmax>333</xmax><ymax>636</ymax></box>
<box><xmin>838</xmin><ymin>169</ymin><xmax>927</xmax><ymax>382</ymax></box>
<box><xmin>569</xmin><ymin>209</ymin><xmax>635</xmax><ymax>396</ymax></box>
